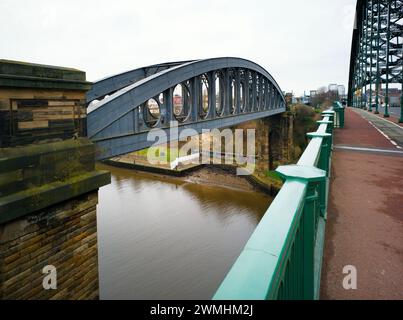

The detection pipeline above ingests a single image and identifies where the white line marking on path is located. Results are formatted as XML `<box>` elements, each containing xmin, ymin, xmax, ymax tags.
<box><xmin>368</xmin><ymin>121</ymin><xmax>401</xmax><ymax>150</ymax></box>
<box><xmin>334</xmin><ymin>146</ymin><xmax>403</xmax><ymax>155</ymax></box>
<box><xmin>379</xmin><ymin>118</ymin><xmax>403</xmax><ymax>130</ymax></box>
<box><xmin>363</xmin><ymin>112</ymin><xmax>403</xmax><ymax>130</ymax></box>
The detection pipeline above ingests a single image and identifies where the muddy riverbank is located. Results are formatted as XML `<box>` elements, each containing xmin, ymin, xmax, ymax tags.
<box><xmin>102</xmin><ymin>159</ymin><xmax>281</xmax><ymax>196</ymax></box>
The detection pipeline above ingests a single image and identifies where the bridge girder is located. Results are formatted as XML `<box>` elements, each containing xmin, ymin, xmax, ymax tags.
<box><xmin>348</xmin><ymin>0</ymin><xmax>403</xmax><ymax>113</ymax></box>
<box><xmin>86</xmin><ymin>60</ymin><xmax>196</xmax><ymax>103</ymax></box>
<box><xmin>87</xmin><ymin>58</ymin><xmax>286</xmax><ymax>160</ymax></box>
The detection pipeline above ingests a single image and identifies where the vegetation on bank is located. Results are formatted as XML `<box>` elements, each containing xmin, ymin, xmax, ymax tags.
<box><xmin>254</xmin><ymin>103</ymin><xmax>323</xmax><ymax>189</ymax></box>
<box><xmin>134</xmin><ymin>146</ymin><xmax>189</xmax><ymax>162</ymax></box>
<box><xmin>289</xmin><ymin>104</ymin><xmax>324</xmax><ymax>161</ymax></box>
<box><xmin>256</xmin><ymin>170</ymin><xmax>283</xmax><ymax>190</ymax></box>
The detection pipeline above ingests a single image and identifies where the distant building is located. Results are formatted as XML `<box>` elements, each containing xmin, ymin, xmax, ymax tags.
<box><xmin>381</xmin><ymin>88</ymin><xmax>401</xmax><ymax>107</ymax></box>
<box><xmin>310</xmin><ymin>90</ymin><xmax>317</xmax><ymax>97</ymax></box>
<box><xmin>173</xmin><ymin>94</ymin><xmax>183</xmax><ymax>114</ymax></box>
<box><xmin>302</xmin><ymin>94</ymin><xmax>311</xmax><ymax>105</ymax></box>
<box><xmin>337</xmin><ymin>85</ymin><xmax>346</xmax><ymax>97</ymax></box>
<box><xmin>328</xmin><ymin>84</ymin><xmax>338</xmax><ymax>92</ymax></box>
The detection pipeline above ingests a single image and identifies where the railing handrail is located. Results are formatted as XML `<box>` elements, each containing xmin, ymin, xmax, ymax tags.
<box><xmin>213</xmin><ymin>178</ymin><xmax>308</xmax><ymax>299</ymax></box>
<box><xmin>213</xmin><ymin>104</ymin><xmax>343</xmax><ymax>300</ymax></box>
<box><xmin>298</xmin><ymin>116</ymin><xmax>330</xmax><ymax>167</ymax></box>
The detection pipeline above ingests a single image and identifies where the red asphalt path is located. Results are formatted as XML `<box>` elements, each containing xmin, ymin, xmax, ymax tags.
<box><xmin>321</xmin><ymin>108</ymin><xmax>403</xmax><ymax>300</ymax></box>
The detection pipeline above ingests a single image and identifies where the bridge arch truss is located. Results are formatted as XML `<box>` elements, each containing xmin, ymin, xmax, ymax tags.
<box><xmin>348</xmin><ymin>0</ymin><xmax>403</xmax><ymax>113</ymax></box>
<box><xmin>87</xmin><ymin>58</ymin><xmax>286</xmax><ymax>160</ymax></box>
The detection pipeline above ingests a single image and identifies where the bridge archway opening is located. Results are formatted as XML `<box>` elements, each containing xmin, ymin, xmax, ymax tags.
<box><xmin>199</xmin><ymin>74</ymin><xmax>210</xmax><ymax>119</ymax></box>
<box><xmin>173</xmin><ymin>83</ymin><xmax>192</xmax><ymax>123</ymax></box>
<box><xmin>158</xmin><ymin>93</ymin><xmax>164</xmax><ymax>105</ymax></box>
<box><xmin>215</xmin><ymin>71</ymin><xmax>225</xmax><ymax>116</ymax></box>
<box><xmin>248</xmin><ymin>71</ymin><xmax>254</xmax><ymax>112</ymax></box>
<box><xmin>240</xmin><ymin>81</ymin><xmax>245</xmax><ymax>112</ymax></box>
<box><xmin>230</xmin><ymin>74</ymin><xmax>236</xmax><ymax>115</ymax></box>
<box><xmin>143</xmin><ymin>98</ymin><xmax>161</xmax><ymax>128</ymax></box>
<box><xmin>263</xmin><ymin>79</ymin><xmax>268</xmax><ymax>110</ymax></box>
<box><xmin>256</xmin><ymin>75</ymin><xmax>261</xmax><ymax>111</ymax></box>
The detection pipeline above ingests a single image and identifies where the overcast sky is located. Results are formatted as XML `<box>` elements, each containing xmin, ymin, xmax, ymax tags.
<box><xmin>0</xmin><ymin>0</ymin><xmax>356</xmax><ymax>96</ymax></box>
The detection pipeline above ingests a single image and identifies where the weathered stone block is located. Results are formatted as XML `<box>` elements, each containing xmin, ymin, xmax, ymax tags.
<box><xmin>0</xmin><ymin>192</ymin><xmax>100</xmax><ymax>300</ymax></box>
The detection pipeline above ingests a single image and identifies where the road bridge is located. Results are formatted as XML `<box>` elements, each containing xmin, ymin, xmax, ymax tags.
<box><xmin>348</xmin><ymin>0</ymin><xmax>403</xmax><ymax>121</ymax></box>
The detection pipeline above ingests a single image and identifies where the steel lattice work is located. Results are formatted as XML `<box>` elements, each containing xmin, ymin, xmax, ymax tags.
<box><xmin>86</xmin><ymin>58</ymin><xmax>286</xmax><ymax>160</ymax></box>
<box><xmin>348</xmin><ymin>0</ymin><xmax>403</xmax><ymax>121</ymax></box>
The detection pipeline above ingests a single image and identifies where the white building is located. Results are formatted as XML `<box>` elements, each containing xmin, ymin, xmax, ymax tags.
<box><xmin>337</xmin><ymin>85</ymin><xmax>346</xmax><ymax>97</ymax></box>
<box><xmin>328</xmin><ymin>84</ymin><xmax>338</xmax><ymax>92</ymax></box>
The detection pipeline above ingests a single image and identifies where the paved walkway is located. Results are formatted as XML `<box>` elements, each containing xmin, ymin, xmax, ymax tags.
<box><xmin>321</xmin><ymin>107</ymin><xmax>403</xmax><ymax>300</ymax></box>
<box><xmin>354</xmin><ymin>108</ymin><xmax>403</xmax><ymax>147</ymax></box>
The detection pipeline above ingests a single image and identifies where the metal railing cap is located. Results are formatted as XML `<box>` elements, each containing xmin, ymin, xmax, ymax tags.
<box><xmin>276</xmin><ymin>165</ymin><xmax>326</xmax><ymax>183</ymax></box>
<box><xmin>317</xmin><ymin>120</ymin><xmax>333</xmax><ymax>124</ymax></box>
<box><xmin>307</xmin><ymin>132</ymin><xmax>332</xmax><ymax>139</ymax></box>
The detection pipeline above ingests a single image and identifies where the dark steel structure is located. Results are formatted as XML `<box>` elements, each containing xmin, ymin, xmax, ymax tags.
<box><xmin>348</xmin><ymin>0</ymin><xmax>403</xmax><ymax>121</ymax></box>
<box><xmin>87</xmin><ymin>58</ymin><xmax>286</xmax><ymax>160</ymax></box>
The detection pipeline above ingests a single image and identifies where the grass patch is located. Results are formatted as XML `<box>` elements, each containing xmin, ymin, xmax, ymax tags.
<box><xmin>134</xmin><ymin>147</ymin><xmax>190</xmax><ymax>162</ymax></box>
<box><xmin>265</xmin><ymin>170</ymin><xmax>282</xmax><ymax>182</ymax></box>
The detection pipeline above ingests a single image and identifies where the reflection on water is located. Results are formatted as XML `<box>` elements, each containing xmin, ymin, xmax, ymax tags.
<box><xmin>96</xmin><ymin>163</ymin><xmax>271</xmax><ymax>300</ymax></box>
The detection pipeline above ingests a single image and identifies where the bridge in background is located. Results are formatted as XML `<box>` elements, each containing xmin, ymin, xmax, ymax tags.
<box><xmin>348</xmin><ymin>0</ymin><xmax>402</xmax><ymax>121</ymax></box>
<box><xmin>86</xmin><ymin>58</ymin><xmax>286</xmax><ymax>160</ymax></box>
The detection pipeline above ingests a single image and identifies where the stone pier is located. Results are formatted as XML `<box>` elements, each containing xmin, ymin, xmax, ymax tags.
<box><xmin>253</xmin><ymin>112</ymin><xmax>294</xmax><ymax>173</ymax></box>
<box><xmin>0</xmin><ymin>60</ymin><xmax>110</xmax><ymax>300</ymax></box>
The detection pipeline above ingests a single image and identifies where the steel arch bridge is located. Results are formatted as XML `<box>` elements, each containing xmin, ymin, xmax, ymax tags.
<box><xmin>348</xmin><ymin>0</ymin><xmax>403</xmax><ymax>119</ymax></box>
<box><xmin>87</xmin><ymin>58</ymin><xmax>286</xmax><ymax>160</ymax></box>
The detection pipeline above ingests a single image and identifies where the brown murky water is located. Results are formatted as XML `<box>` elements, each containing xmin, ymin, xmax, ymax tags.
<box><xmin>96</xmin><ymin>163</ymin><xmax>271</xmax><ymax>300</ymax></box>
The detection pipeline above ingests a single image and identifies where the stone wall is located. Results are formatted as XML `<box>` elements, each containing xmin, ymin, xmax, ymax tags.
<box><xmin>0</xmin><ymin>60</ymin><xmax>110</xmax><ymax>300</ymax></box>
<box><xmin>0</xmin><ymin>60</ymin><xmax>91</xmax><ymax>148</ymax></box>
<box><xmin>268</xmin><ymin>112</ymin><xmax>294</xmax><ymax>169</ymax></box>
<box><xmin>243</xmin><ymin>112</ymin><xmax>293</xmax><ymax>173</ymax></box>
<box><xmin>0</xmin><ymin>192</ymin><xmax>99</xmax><ymax>300</ymax></box>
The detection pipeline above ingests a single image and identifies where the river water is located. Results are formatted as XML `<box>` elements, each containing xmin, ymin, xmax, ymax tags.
<box><xmin>96</xmin><ymin>163</ymin><xmax>271</xmax><ymax>300</ymax></box>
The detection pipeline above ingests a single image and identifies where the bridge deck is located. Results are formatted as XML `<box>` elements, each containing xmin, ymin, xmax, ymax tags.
<box><xmin>321</xmin><ymin>107</ymin><xmax>403</xmax><ymax>299</ymax></box>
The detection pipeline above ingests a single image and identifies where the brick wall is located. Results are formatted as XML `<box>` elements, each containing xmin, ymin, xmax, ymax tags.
<box><xmin>0</xmin><ymin>191</ymin><xmax>99</xmax><ymax>300</ymax></box>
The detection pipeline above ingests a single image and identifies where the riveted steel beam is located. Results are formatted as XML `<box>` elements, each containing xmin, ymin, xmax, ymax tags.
<box><xmin>348</xmin><ymin>0</ymin><xmax>402</xmax><ymax>109</ymax></box>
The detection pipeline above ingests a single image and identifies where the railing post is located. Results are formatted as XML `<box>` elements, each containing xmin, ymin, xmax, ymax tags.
<box><xmin>321</xmin><ymin>111</ymin><xmax>335</xmax><ymax>145</ymax></box>
<box><xmin>317</xmin><ymin>120</ymin><xmax>333</xmax><ymax>136</ymax></box>
<box><xmin>322</xmin><ymin>110</ymin><xmax>335</xmax><ymax>121</ymax></box>
<box><xmin>332</xmin><ymin>102</ymin><xmax>345</xmax><ymax>129</ymax></box>
<box><xmin>307</xmin><ymin>132</ymin><xmax>332</xmax><ymax>220</ymax></box>
<box><xmin>276</xmin><ymin>165</ymin><xmax>327</xmax><ymax>300</ymax></box>
<box><xmin>307</xmin><ymin>132</ymin><xmax>332</xmax><ymax>175</ymax></box>
<box><xmin>339</xmin><ymin>106</ymin><xmax>345</xmax><ymax>129</ymax></box>
<box><xmin>303</xmin><ymin>182</ymin><xmax>317</xmax><ymax>299</ymax></box>
<box><xmin>333</xmin><ymin>102</ymin><xmax>340</xmax><ymax>128</ymax></box>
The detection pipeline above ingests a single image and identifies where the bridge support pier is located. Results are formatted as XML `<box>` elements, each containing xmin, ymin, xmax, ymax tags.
<box><xmin>256</xmin><ymin>112</ymin><xmax>293</xmax><ymax>173</ymax></box>
<box><xmin>0</xmin><ymin>60</ymin><xmax>110</xmax><ymax>300</ymax></box>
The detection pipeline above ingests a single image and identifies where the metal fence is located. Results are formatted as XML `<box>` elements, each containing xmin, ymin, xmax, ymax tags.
<box><xmin>213</xmin><ymin>104</ymin><xmax>345</xmax><ymax>300</ymax></box>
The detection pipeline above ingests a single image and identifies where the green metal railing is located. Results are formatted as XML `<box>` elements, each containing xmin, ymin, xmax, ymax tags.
<box><xmin>333</xmin><ymin>101</ymin><xmax>345</xmax><ymax>129</ymax></box>
<box><xmin>213</xmin><ymin>105</ymin><xmax>343</xmax><ymax>300</ymax></box>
